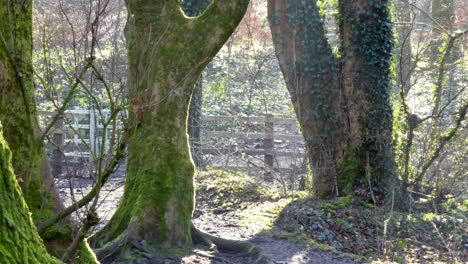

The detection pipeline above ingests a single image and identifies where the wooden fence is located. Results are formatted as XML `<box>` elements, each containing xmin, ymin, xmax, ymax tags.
<box><xmin>39</xmin><ymin>109</ymin><xmax>119</xmax><ymax>175</ymax></box>
<box><xmin>195</xmin><ymin>114</ymin><xmax>306</xmax><ymax>181</ymax></box>
<box><xmin>40</xmin><ymin>110</ymin><xmax>306</xmax><ymax>180</ymax></box>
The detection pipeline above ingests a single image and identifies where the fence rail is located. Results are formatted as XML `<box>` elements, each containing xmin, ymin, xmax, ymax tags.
<box><xmin>196</xmin><ymin>114</ymin><xmax>306</xmax><ymax>181</ymax></box>
<box><xmin>40</xmin><ymin>110</ymin><xmax>306</xmax><ymax>179</ymax></box>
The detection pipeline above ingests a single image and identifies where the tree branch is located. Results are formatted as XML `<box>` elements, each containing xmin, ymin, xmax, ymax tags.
<box><xmin>192</xmin><ymin>0</ymin><xmax>249</xmax><ymax>60</ymax></box>
<box><xmin>37</xmin><ymin>130</ymin><xmax>129</xmax><ymax>234</ymax></box>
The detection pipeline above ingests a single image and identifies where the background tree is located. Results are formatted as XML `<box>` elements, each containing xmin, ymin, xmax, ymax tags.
<box><xmin>393</xmin><ymin>0</ymin><xmax>467</xmax><ymax>206</ymax></box>
<box><xmin>268</xmin><ymin>0</ymin><xmax>396</xmax><ymax>200</ymax></box>
<box><xmin>182</xmin><ymin>0</ymin><xmax>212</xmax><ymax>167</ymax></box>
<box><xmin>94</xmin><ymin>1</ymin><xmax>249</xmax><ymax>259</ymax></box>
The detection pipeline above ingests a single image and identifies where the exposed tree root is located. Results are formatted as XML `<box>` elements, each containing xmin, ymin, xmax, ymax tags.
<box><xmin>93</xmin><ymin>222</ymin><xmax>271</xmax><ymax>263</ymax></box>
<box><xmin>191</xmin><ymin>223</ymin><xmax>272</xmax><ymax>263</ymax></box>
<box><xmin>93</xmin><ymin>229</ymin><xmax>131</xmax><ymax>260</ymax></box>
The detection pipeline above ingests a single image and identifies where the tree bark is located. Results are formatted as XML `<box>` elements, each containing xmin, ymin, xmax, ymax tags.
<box><xmin>0</xmin><ymin>125</ymin><xmax>59</xmax><ymax>263</ymax></box>
<box><xmin>94</xmin><ymin>0</ymin><xmax>249</xmax><ymax>259</ymax></box>
<box><xmin>338</xmin><ymin>0</ymin><xmax>396</xmax><ymax>199</ymax></box>
<box><xmin>0</xmin><ymin>0</ymin><xmax>66</xmax><ymax>239</ymax></box>
<box><xmin>268</xmin><ymin>0</ymin><xmax>396</xmax><ymax>200</ymax></box>
<box><xmin>268</xmin><ymin>0</ymin><xmax>344</xmax><ymax>198</ymax></box>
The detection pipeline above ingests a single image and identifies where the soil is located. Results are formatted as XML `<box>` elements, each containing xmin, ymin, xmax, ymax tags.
<box><xmin>56</xmin><ymin>165</ymin><xmax>363</xmax><ymax>264</ymax></box>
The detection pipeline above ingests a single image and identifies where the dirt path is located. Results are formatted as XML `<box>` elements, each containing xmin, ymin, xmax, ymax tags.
<box><xmin>188</xmin><ymin>206</ymin><xmax>362</xmax><ymax>264</ymax></box>
<box><xmin>57</xmin><ymin>168</ymin><xmax>363</xmax><ymax>264</ymax></box>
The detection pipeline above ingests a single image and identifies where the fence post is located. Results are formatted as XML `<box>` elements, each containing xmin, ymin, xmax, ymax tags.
<box><xmin>52</xmin><ymin>116</ymin><xmax>64</xmax><ymax>176</ymax></box>
<box><xmin>89</xmin><ymin>109</ymin><xmax>95</xmax><ymax>162</ymax></box>
<box><xmin>264</xmin><ymin>114</ymin><xmax>274</xmax><ymax>182</ymax></box>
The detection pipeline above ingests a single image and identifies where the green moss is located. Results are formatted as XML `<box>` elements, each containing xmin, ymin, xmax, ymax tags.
<box><xmin>0</xmin><ymin>0</ymin><xmax>61</xmax><ymax>228</ymax></box>
<box><xmin>0</xmin><ymin>125</ymin><xmax>60</xmax><ymax>263</ymax></box>
<box><xmin>337</xmin><ymin>145</ymin><xmax>360</xmax><ymax>194</ymax></box>
<box><xmin>75</xmin><ymin>239</ymin><xmax>99</xmax><ymax>264</ymax></box>
<box><xmin>335</xmin><ymin>194</ymin><xmax>353</xmax><ymax>209</ymax></box>
<box><xmin>95</xmin><ymin>2</ymin><xmax>249</xmax><ymax>259</ymax></box>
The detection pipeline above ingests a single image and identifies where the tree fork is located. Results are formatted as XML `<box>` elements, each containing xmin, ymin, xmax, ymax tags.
<box><xmin>93</xmin><ymin>0</ymin><xmax>250</xmax><ymax>259</ymax></box>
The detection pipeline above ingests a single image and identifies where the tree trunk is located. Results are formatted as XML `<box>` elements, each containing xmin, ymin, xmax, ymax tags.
<box><xmin>0</xmin><ymin>125</ymin><xmax>59</xmax><ymax>263</ymax></box>
<box><xmin>268</xmin><ymin>0</ymin><xmax>396</xmax><ymax>200</ymax></box>
<box><xmin>430</xmin><ymin>0</ymin><xmax>455</xmax><ymax>116</ymax></box>
<box><xmin>268</xmin><ymin>0</ymin><xmax>344</xmax><ymax>198</ymax></box>
<box><xmin>338</xmin><ymin>0</ymin><xmax>396</xmax><ymax>201</ymax></box>
<box><xmin>0</xmin><ymin>0</ymin><xmax>65</xmax><ymax>233</ymax></box>
<box><xmin>94</xmin><ymin>0</ymin><xmax>249</xmax><ymax>259</ymax></box>
<box><xmin>393</xmin><ymin>0</ymin><xmax>414</xmax><ymax>206</ymax></box>
<box><xmin>395</xmin><ymin>0</ymin><xmax>413</xmax><ymax>94</ymax></box>
<box><xmin>188</xmin><ymin>76</ymin><xmax>203</xmax><ymax>167</ymax></box>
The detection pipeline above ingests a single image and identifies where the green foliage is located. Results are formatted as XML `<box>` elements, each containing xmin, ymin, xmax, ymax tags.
<box><xmin>335</xmin><ymin>194</ymin><xmax>353</xmax><ymax>209</ymax></box>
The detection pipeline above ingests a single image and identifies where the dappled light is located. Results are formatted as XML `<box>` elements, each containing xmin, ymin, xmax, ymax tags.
<box><xmin>0</xmin><ymin>0</ymin><xmax>466</xmax><ymax>263</ymax></box>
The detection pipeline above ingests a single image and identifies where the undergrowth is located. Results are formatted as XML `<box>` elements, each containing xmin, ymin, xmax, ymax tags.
<box><xmin>195</xmin><ymin>169</ymin><xmax>466</xmax><ymax>263</ymax></box>
<box><xmin>276</xmin><ymin>195</ymin><xmax>467</xmax><ymax>263</ymax></box>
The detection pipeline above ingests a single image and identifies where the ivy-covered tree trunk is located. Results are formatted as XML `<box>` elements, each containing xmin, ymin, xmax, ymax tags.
<box><xmin>338</xmin><ymin>0</ymin><xmax>396</xmax><ymax>200</ymax></box>
<box><xmin>0</xmin><ymin>125</ymin><xmax>59</xmax><ymax>263</ymax></box>
<box><xmin>0</xmin><ymin>0</ymin><xmax>64</xmax><ymax>229</ymax></box>
<box><xmin>95</xmin><ymin>0</ymin><xmax>249</xmax><ymax>259</ymax></box>
<box><xmin>268</xmin><ymin>1</ymin><xmax>344</xmax><ymax>198</ymax></box>
<box><xmin>269</xmin><ymin>0</ymin><xmax>396</xmax><ymax>200</ymax></box>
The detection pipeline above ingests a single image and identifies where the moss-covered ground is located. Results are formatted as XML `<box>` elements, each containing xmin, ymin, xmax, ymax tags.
<box><xmin>195</xmin><ymin>169</ymin><xmax>467</xmax><ymax>263</ymax></box>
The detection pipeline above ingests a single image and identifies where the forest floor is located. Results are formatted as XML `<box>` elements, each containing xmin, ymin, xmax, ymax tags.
<box><xmin>57</xmin><ymin>166</ymin><xmax>361</xmax><ymax>264</ymax></box>
<box><xmin>56</xmin><ymin>167</ymin><xmax>466</xmax><ymax>263</ymax></box>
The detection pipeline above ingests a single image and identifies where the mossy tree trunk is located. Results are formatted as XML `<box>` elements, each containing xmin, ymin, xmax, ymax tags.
<box><xmin>0</xmin><ymin>125</ymin><xmax>59</xmax><ymax>263</ymax></box>
<box><xmin>95</xmin><ymin>0</ymin><xmax>249</xmax><ymax>258</ymax></box>
<box><xmin>269</xmin><ymin>0</ymin><xmax>396</xmax><ymax>200</ymax></box>
<box><xmin>0</xmin><ymin>0</ymin><xmax>64</xmax><ymax>230</ymax></box>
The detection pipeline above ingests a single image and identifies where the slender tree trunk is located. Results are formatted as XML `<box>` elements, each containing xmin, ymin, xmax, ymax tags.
<box><xmin>0</xmin><ymin>0</ymin><xmax>64</xmax><ymax>231</ymax></box>
<box><xmin>0</xmin><ymin>125</ymin><xmax>59</xmax><ymax>263</ymax></box>
<box><xmin>395</xmin><ymin>0</ymin><xmax>413</xmax><ymax>93</ymax></box>
<box><xmin>94</xmin><ymin>1</ymin><xmax>249</xmax><ymax>259</ymax></box>
<box><xmin>414</xmin><ymin>0</ymin><xmax>456</xmax><ymax>193</ymax></box>
<box><xmin>189</xmin><ymin>76</ymin><xmax>203</xmax><ymax>167</ymax></box>
<box><xmin>269</xmin><ymin>0</ymin><xmax>396</xmax><ymax>200</ymax></box>
<box><xmin>430</xmin><ymin>0</ymin><xmax>455</xmax><ymax>116</ymax></box>
<box><xmin>394</xmin><ymin>0</ymin><xmax>414</xmax><ymax>206</ymax></box>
